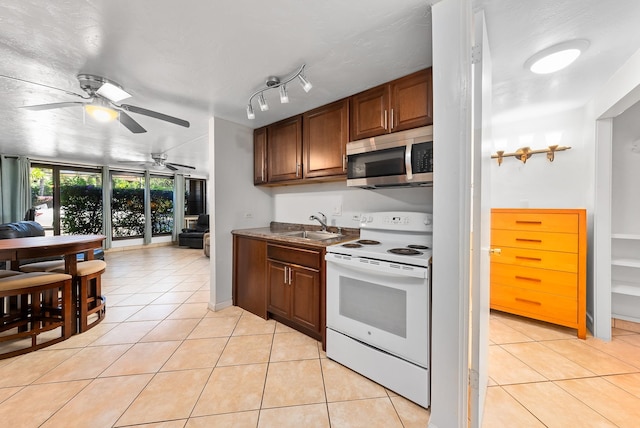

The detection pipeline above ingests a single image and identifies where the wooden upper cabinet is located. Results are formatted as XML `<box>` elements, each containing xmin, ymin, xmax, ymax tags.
<box><xmin>267</xmin><ymin>115</ymin><xmax>302</xmax><ymax>183</ymax></box>
<box><xmin>253</xmin><ymin>127</ymin><xmax>268</xmax><ymax>185</ymax></box>
<box><xmin>390</xmin><ymin>68</ymin><xmax>433</xmax><ymax>132</ymax></box>
<box><xmin>350</xmin><ymin>68</ymin><xmax>433</xmax><ymax>141</ymax></box>
<box><xmin>349</xmin><ymin>84</ymin><xmax>389</xmax><ymax>141</ymax></box>
<box><xmin>303</xmin><ymin>99</ymin><xmax>349</xmax><ymax>179</ymax></box>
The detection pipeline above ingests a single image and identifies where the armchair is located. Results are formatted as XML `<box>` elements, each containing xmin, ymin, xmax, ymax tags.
<box><xmin>178</xmin><ymin>214</ymin><xmax>209</xmax><ymax>249</ymax></box>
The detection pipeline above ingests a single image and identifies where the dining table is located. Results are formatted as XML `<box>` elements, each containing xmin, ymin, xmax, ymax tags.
<box><xmin>0</xmin><ymin>234</ymin><xmax>106</xmax><ymax>275</ymax></box>
<box><xmin>0</xmin><ymin>234</ymin><xmax>106</xmax><ymax>338</ymax></box>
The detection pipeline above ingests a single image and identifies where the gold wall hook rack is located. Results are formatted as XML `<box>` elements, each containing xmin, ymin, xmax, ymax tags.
<box><xmin>491</xmin><ymin>145</ymin><xmax>571</xmax><ymax>166</ymax></box>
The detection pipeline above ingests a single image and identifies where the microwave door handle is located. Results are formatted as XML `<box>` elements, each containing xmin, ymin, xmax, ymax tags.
<box><xmin>405</xmin><ymin>142</ymin><xmax>413</xmax><ymax>180</ymax></box>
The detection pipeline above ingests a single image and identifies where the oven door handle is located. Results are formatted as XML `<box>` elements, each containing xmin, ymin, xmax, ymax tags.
<box><xmin>326</xmin><ymin>254</ymin><xmax>428</xmax><ymax>279</ymax></box>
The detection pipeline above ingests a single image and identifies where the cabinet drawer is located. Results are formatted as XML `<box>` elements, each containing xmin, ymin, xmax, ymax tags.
<box><xmin>491</xmin><ymin>263</ymin><xmax>577</xmax><ymax>299</ymax></box>
<box><xmin>491</xmin><ymin>247</ymin><xmax>578</xmax><ymax>273</ymax></box>
<box><xmin>492</xmin><ymin>212</ymin><xmax>578</xmax><ymax>233</ymax></box>
<box><xmin>267</xmin><ymin>244</ymin><xmax>321</xmax><ymax>269</ymax></box>
<box><xmin>490</xmin><ymin>283</ymin><xmax>577</xmax><ymax>325</ymax></box>
<box><xmin>491</xmin><ymin>229</ymin><xmax>578</xmax><ymax>253</ymax></box>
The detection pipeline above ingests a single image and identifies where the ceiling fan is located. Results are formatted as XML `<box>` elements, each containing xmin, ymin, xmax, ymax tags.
<box><xmin>2</xmin><ymin>73</ymin><xmax>190</xmax><ymax>134</ymax></box>
<box><xmin>121</xmin><ymin>153</ymin><xmax>196</xmax><ymax>171</ymax></box>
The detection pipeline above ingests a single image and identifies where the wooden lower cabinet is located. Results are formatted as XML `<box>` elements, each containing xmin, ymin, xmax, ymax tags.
<box><xmin>232</xmin><ymin>233</ymin><xmax>325</xmax><ymax>345</ymax></box>
<box><xmin>232</xmin><ymin>236</ymin><xmax>267</xmax><ymax>318</ymax></box>
<box><xmin>267</xmin><ymin>243</ymin><xmax>323</xmax><ymax>342</ymax></box>
<box><xmin>490</xmin><ymin>208</ymin><xmax>587</xmax><ymax>338</ymax></box>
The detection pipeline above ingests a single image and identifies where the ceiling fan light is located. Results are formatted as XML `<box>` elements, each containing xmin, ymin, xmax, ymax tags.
<box><xmin>279</xmin><ymin>85</ymin><xmax>289</xmax><ymax>103</ymax></box>
<box><xmin>298</xmin><ymin>74</ymin><xmax>313</xmax><ymax>92</ymax></box>
<box><xmin>525</xmin><ymin>39</ymin><xmax>589</xmax><ymax>74</ymax></box>
<box><xmin>258</xmin><ymin>93</ymin><xmax>269</xmax><ymax>111</ymax></box>
<box><xmin>85</xmin><ymin>104</ymin><xmax>119</xmax><ymax>122</ymax></box>
<box><xmin>246</xmin><ymin>103</ymin><xmax>255</xmax><ymax>119</ymax></box>
<box><xmin>96</xmin><ymin>82</ymin><xmax>132</xmax><ymax>102</ymax></box>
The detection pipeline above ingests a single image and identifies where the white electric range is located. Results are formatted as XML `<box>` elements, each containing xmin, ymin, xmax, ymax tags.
<box><xmin>325</xmin><ymin>211</ymin><xmax>432</xmax><ymax>408</ymax></box>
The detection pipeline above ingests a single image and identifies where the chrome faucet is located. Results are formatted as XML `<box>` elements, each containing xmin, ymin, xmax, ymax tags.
<box><xmin>309</xmin><ymin>212</ymin><xmax>328</xmax><ymax>231</ymax></box>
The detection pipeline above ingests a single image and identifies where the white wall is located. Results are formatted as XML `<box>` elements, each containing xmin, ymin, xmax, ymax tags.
<box><xmin>272</xmin><ymin>182</ymin><xmax>432</xmax><ymax>227</ymax></box>
<box><xmin>612</xmin><ymin>100</ymin><xmax>640</xmax><ymax>234</ymax></box>
<box><xmin>490</xmin><ymin>106</ymin><xmax>592</xmax><ymax>208</ymax></box>
<box><xmin>210</xmin><ymin>117</ymin><xmax>273</xmax><ymax>309</ymax></box>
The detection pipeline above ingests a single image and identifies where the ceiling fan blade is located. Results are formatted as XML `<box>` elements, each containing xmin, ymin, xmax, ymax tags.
<box><xmin>119</xmin><ymin>104</ymin><xmax>190</xmax><ymax>128</ymax></box>
<box><xmin>165</xmin><ymin>164</ymin><xmax>178</xmax><ymax>171</ymax></box>
<box><xmin>166</xmin><ymin>162</ymin><xmax>196</xmax><ymax>170</ymax></box>
<box><xmin>21</xmin><ymin>101</ymin><xmax>86</xmax><ymax>111</ymax></box>
<box><xmin>1</xmin><ymin>73</ymin><xmax>89</xmax><ymax>99</ymax></box>
<box><xmin>118</xmin><ymin>111</ymin><xmax>146</xmax><ymax>134</ymax></box>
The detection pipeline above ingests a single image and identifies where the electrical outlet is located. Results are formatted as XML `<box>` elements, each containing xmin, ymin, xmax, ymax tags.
<box><xmin>333</xmin><ymin>204</ymin><xmax>342</xmax><ymax>216</ymax></box>
<box><xmin>244</xmin><ymin>212</ymin><xmax>253</xmax><ymax>219</ymax></box>
<box><xmin>352</xmin><ymin>214</ymin><xmax>360</xmax><ymax>222</ymax></box>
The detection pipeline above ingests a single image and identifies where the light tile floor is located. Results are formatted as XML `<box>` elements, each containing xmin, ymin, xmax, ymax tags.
<box><xmin>484</xmin><ymin>310</ymin><xmax>640</xmax><ymax>427</ymax></box>
<box><xmin>4</xmin><ymin>245</ymin><xmax>639</xmax><ymax>427</ymax></box>
<box><xmin>0</xmin><ymin>246</ymin><xmax>429</xmax><ymax>427</ymax></box>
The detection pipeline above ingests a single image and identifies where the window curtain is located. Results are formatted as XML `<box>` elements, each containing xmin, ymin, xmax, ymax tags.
<box><xmin>0</xmin><ymin>155</ymin><xmax>31</xmax><ymax>223</ymax></box>
<box><xmin>144</xmin><ymin>170</ymin><xmax>152</xmax><ymax>245</ymax></box>
<box><xmin>101</xmin><ymin>166</ymin><xmax>112</xmax><ymax>249</ymax></box>
<box><xmin>173</xmin><ymin>174</ymin><xmax>185</xmax><ymax>242</ymax></box>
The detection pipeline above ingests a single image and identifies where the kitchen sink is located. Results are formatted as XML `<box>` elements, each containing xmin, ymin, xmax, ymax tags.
<box><xmin>279</xmin><ymin>230</ymin><xmax>343</xmax><ymax>241</ymax></box>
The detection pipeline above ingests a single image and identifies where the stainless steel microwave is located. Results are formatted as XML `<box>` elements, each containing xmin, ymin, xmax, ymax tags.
<box><xmin>346</xmin><ymin>125</ymin><xmax>433</xmax><ymax>188</ymax></box>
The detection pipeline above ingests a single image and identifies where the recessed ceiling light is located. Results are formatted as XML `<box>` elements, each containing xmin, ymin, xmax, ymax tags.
<box><xmin>524</xmin><ymin>40</ymin><xmax>589</xmax><ymax>74</ymax></box>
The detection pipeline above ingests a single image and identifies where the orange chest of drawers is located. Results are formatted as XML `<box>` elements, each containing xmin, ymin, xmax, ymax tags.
<box><xmin>490</xmin><ymin>208</ymin><xmax>587</xmax><ymax>339</ymax></box>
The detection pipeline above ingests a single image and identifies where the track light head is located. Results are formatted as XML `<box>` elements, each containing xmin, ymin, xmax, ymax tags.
<box><xmin>258</xmin><ymin>93</ymin><xmax>269</xmax><ymax>111</ymax></box>
<box><xmin>279</xmin><ymin>85</ymin><xmax>289</xmax><ymax>103</ymax></box>
<box><xmin>298</xmin><ymin>74</ymin><xmax>312</xmax><ymax>92</ymax></box>
<box><xmin>246</xmin><ymin>103</ymin><xmax>255</xmax><ymax>120</ymax></box>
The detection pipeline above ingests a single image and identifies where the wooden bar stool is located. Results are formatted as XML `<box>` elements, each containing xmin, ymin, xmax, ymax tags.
<box><xmin>19</xmin><ymin>260</ymin><xmax>65</xmax><ymax>273</ymax></box>
<box><xmin>0</xmin><ymin>272</ymin><xmax>73</xmax><ymax>360</ymax></box>
<box><xmin>53</xmin><ymin>260</ymin><xmax>107</xmax><ymax>333</ymax></box>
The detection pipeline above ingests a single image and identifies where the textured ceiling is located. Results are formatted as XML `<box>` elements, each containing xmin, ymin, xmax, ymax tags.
<box><xmin>0</xmin><ymin>0</ymin><xmax>639</xmax><ymax>177</ymax></box>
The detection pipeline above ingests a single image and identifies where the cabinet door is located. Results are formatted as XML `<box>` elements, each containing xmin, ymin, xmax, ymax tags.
<box><xmin>267</xmin><ymin>116</ymin><xmax>302</xmax><ymax>182</ymax></box>
<box><xmin>267</xmin><ymin>260</ymin><xmax>290</xmax><ymax>318</ymax></box>
<box><xmin>303</xmin><ymin>99</ymin><xmax>349</xmax><ymax>178</ymax></box>
<box><xmin>253</xmin><ymin>127</ymin><xmax>268</xmax><ymax>185</ymax></box>
<box><xmin>350</xmin><ymin>84</ymin><xmax>389</xmax><ymax>141</ymax></box>
<box><xmin>290</xmin><ymin>265</ymin><xmax>321</xmax><ymax>333</ymax></box>
<box><xmin>233</xmin><ymin>236</ymin><xmax>267</xmax><ymax>318</ymax></box>
<box><xmin>390</xmin><ymin>68</ymin><xmax>433</xmax><ymax>132</ymax></box>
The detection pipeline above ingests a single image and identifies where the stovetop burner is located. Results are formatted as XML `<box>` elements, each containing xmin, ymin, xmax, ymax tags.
<box><xmin>357</xmin><ymin>239</ymin><xmax>381</xmax><ymax>245</ymax></box>
<box><xmin>407</xmin><ymin>244</ymin><xmax>430</xmax><ymax>250</ymax></box>
<box><xmin>342</xmin><ymin>243</ymin><xmax>362</xmax><ymax>248</ymax></box>
<box><xmin>388</xmin><ymin>248</ymin><xmax>423</xmax><ymax>256</ymax></box>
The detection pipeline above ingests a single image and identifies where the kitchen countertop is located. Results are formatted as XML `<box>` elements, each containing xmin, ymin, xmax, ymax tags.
<box><xmin>232</xmin><ymin>222</ymin><xmax>359</xmax><ymax>248</ymax></box>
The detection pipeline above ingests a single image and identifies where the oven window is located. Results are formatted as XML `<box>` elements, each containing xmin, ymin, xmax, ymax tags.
<box><xmin>347</xmin><ymin>146</ymin><xmax>406</xmax><ymax>179</ymax></box>
<box><xmin>339</xmin><ymin>277</ymin><xmax>407</xmax><ymax>338</ymax></box>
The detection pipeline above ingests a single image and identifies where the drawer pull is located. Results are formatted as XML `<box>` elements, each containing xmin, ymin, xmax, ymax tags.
<box><xmin>515</xmin><ymin>297</ymin><xmax>542</xmax><ymax>306</ymax></box>
<box><xmin>515</xmin><ymin>275</ymin><xmax>541</xmax><ymax>282</ymax></box>
<box><xmin>515</xmin><ymin>220</ymin><xmax>542</xmax><ymax>225</ymax></box>
<box><xmin>515</xmin><ymin>238</ymin><xmax>542</xmax><ymax>243</ymax></box>
<box><xmin>516</xmin><ymin>256</ymin><xmax>542</xmax><ymax>262</ymax></box>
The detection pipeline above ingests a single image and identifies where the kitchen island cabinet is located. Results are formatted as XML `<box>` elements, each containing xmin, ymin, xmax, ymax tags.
<box><xmin>350</xmin><ymin>68</ymin><xmax>432</xmax><ymax>141</ymax></box>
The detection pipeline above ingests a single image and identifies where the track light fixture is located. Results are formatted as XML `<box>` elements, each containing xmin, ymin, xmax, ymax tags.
<box><xmin>246</xmin><ymin>64</ymin><xmax>312</xmax><ymax>119</ymax></box>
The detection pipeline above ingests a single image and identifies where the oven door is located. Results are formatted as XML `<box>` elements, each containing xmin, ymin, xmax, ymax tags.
<box><xmin>325</xmin><ymin>253</ymin><xmax>430</xmax><ymax>367</ymax></box>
